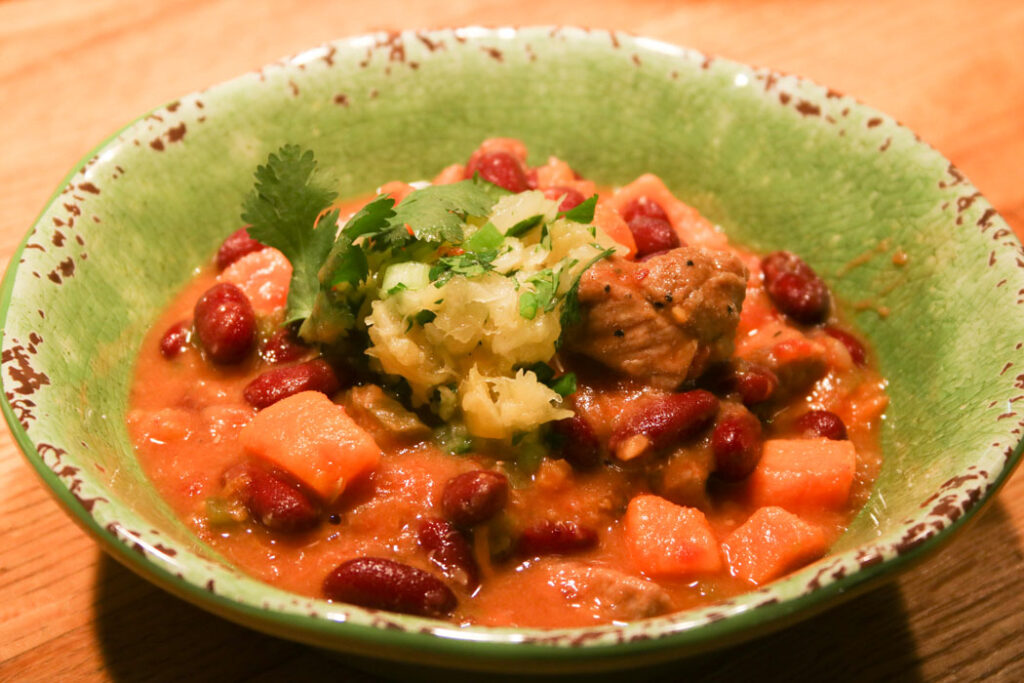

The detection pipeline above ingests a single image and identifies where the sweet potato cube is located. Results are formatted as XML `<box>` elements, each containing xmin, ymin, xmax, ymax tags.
<box><xmin>239</xmin><ymin>391</ymin><xmax>381</xmax><ymax>502</ymax></box>
<box><xmin>593</xmin><ymin>201</ymin><xmax>637</xmax><ymax>257</ymax></box>
<box><xmin>748</xmin><ymin>438</ymin><xmax>857</xmax><ymax>512</ymax></box>
<box><xmin>722</xmin><ymin>506</ymin><xmax>828</xmax><ymax>585</ymax></box>
<box><xmin>219</xmin><ymin>247</ymin><xmax>292</xmax><ymax>315</ymax></box>
<box><xmin>624</xmin><ymin>494</ymin><xmax>722</xmax><ymax>578</ymax></box>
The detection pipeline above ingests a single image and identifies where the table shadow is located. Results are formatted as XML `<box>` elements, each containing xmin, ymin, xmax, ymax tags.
<box><xmin>93</xmin><ymin>500</ymin><xmax>1021</xmax><ymax>682</ymax></box>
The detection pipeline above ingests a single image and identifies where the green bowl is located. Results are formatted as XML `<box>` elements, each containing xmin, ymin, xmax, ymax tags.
<box><xmin>3</xmin><ymin>27</ymin><xmax>1022</xmax><ymax>674</ymax></box>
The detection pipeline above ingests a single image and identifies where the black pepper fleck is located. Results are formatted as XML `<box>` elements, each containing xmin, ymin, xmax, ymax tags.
<box><xmin>328</xmin><ymin>514</ymin><xmax>341</xmax><ymax>525</ymax></box>
<box><xmin>614</xmin><ymin>329</ymin><xmax>625</xmax><ymax>337</ymax></box>
<box><xmin>664</xmin><ymin>294</ymin><xmax>673</xmax><ymax>303</ymax></box>
<box><xmin>653</xmin><ymin>301</ymin><xmax>665</xmax><ymax>309</ymax></box>
<box><xmin>686</xmin><ymin>260</ymin><xmax>694</xmax><ymax>266</ymax></box>
<box><xmin>604</xmin><ymin>284</ymin><xmax>611</xmax><ymax>293</ymax></box>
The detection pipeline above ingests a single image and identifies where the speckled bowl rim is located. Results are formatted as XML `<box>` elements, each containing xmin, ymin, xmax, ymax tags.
<box><xmin>2</xmin><ymin>27</ymin><xmax>1022</xmax><ymax>673</ymax></box>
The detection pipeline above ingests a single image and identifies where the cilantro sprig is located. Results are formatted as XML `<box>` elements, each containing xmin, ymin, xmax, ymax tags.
<box><xmin>242</xmin><ymin>145</ymin><xmax>339</xmax><ymax>324</ymax></box>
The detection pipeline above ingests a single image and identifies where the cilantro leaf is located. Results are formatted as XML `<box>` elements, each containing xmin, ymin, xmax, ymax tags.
<box><xmin>389</xmin><ymin>179</ymin><xmax>497</xmax><ymax>244</ymax></box>
<box><xmin>242</xmin><ymin>145</ymin><xmax>338</xmax><ymax>324</ymax></box>
<box><xmin>430</xmin><ymin>250</ymin><xmax>498</xmax><ymax>287</ymax></box>
<box><xmin>561</xmin><ymin>194</ymin><xmax>597</xmax><ymax>223</ymax></box>
<box><xmin>505</xmin><ymin>214</ymin><xmax>544</xmax><ymax>238</ymax></box>
<box><xmin>321</xmin><ymin>195</ymin><xmax>396</xmax><ymax>290</ymax></box>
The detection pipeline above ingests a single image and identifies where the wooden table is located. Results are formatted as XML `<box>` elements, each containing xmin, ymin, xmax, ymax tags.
<box><xmin>2</xmin><ymin>1</ymin><xmax>1022</xmax><ymax>680</ymax></box>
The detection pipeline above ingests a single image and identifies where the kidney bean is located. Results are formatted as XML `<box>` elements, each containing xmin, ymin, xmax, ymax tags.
<box><xmin>551</xmin><ymin>414</ymin><xmax>602</xmax><ymax>469</ymax></box>
<box><xmin>464</xmin><ymin>151</ymin><xmax>528</xmax><ymax>193</ymax></box>
<box><xmin>628</xmin><ymin>215</ymin><xmax>680</xmax><ymax>259</ymax></box>
<box><xmin>733</xmin><ymin>362</ymin><xmax>779</xmax><ymax>405</ymax></box>
<box><xmin>215</xmin><ymin>226</ymin><xmax>265</xmax><ymax>270</ymax></box>
<box><xmin>259</xmin><ymin>326</ymin><xmax>310</xmax><ymax>364</ymax></box>
<box><xmin>712</xmin><ymin>408</ymin><xmax>763</xmax><ymax>480</ymax></box>
<box><xmin>620</xmin><ymin>196</ymin><xmax>669</xmax><ymax>223</ymax></box>
<box><xmin>441</xmin><ymin>470</ymin><xmax>509</xmax><ymax>528</ymax></box>
<box><xmin>418</xmin><ymin>518</ymin><xmax>479</xmax><ymax>590</ymax></box>
<box><xmin>542</xmin><ymin>186</ymin><xmax>585</xmax><ymax>212</ymax></box>
<box><xmin>246</xmin><ymin>467</ymin><xmax>320</xmax><ymax>532</ymax></box>
<box><xmin>159</xmin><ymin>319</ymin><xmax>192</xmax><ymax>359</ymax></box>
<box><xmin>824</xmin><ymin>326</ymin><xmax>867</xmax><ymax>366</ymax></box>
<box><xmin>516</xmin><ymin>520</ymin><xmax>598</xmax><ymax>557</ymax></box>
<box><xmin>611</xmin><ymin>390</ymin><xmax>719</xmax><ymax>453</ymax></box>
<box><xmin>323</xmin><ymin>557</ymin><xmax>457</xmax><ymax>617</ymax></box>
<box><xmin>796</xmin><ymin>410</ymin><xmax>848</xmax><ymax>440</ymax></box>
<box><xmin>761</xmin><ymin>251</ymin><xmax>830</xmax><ymax>324</ymax></box>
<box><xmin>193</xmin><ymin>283</ymin><xmax>256</xmax><ymax>364</ymax></box>
<box><xmin>243</xmin><ymin>358</ymin><xmax>341</xmax><ymax>409</ymax></box>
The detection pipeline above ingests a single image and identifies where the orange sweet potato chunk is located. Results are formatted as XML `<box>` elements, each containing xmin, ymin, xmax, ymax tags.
<box><xmin>218</xmin><ymin>247</ymin><xmax>292</xmax><ymax>315</ymax></box>
<box><xmin>624</xmin><ymin>494</ymin><xmax>722</xmax><ymax>578</ymax></box>
<box><xmin>722</xmin><ymin>506</ymin><xmax>828</xmax><ymax>585</ymax></box>
<box><xmin>593</xmin><ymin>201</ymin><xmax>637</xmax><ymax>257</ymax></box>
<box><xmin>239</xmin><ymin>391</ymin><xmax>382</xmax><ymax>502</ymax></box>
<box><xmin>748</xmin><ymin>438</ymin><xmax>857</xmax><ymax>512</ymax></box>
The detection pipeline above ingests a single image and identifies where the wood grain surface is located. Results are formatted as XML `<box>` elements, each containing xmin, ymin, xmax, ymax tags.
<box><xmin>2</xmin><ymin>1</ymin><xmax>1023</xmax><ymax>681</ymax></box>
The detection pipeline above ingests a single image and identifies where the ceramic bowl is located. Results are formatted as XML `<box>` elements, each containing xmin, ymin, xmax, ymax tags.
<box><xmin>3</xmin><ymin>27</ymin><xmax>1022</xmax><ymax>674</ymax></box>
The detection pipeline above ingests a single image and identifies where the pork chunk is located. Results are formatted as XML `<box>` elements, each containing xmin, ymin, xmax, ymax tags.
<box><xmin>567</xmin><ymin>248</ymin><xmax>748</xmax><ymax>389</ymax></box>
<box><xmin>541</xmin><ymin>560</ymin><xmax>673</xmax><ymax>621</ymax></box>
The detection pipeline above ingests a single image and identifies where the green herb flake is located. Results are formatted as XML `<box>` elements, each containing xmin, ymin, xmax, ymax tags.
<box><xmin>560</xmin><ymin>194</ymin><xmax>598</xmax><ymax>223</ymax></box>
<box><xmin>505</xmin><ymin>214</ymin><xmax>544</xmax><ymax>238</ymax></box>
<box><xmin>549</xmin><ymin>372</ymin><xmax>577</xmax><ymax>397</ymax></box>
<box><xmin>413</xmin><ymin>309</ymin><xmax>437</xmax><ymax>326</ymax></box>
<box><xmin>465</xmin><ymin>222</ymin><xmax>504</xmax><ymax>252</ymax></box>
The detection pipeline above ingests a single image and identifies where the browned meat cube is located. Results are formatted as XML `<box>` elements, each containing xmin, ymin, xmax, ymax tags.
<box><xmin>566</xmin><ymin>247</ymin><xmax>748</xmax><ymax>390</ymax></box>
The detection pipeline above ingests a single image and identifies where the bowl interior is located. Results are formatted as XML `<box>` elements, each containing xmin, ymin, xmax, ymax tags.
<box><xmin>3</xmin><ymin>27</ymin><xmax>1023</xmax><ymax>670</ymax></box>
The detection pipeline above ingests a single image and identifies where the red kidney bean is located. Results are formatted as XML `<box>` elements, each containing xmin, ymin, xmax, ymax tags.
<box><xmin>796</xmin><ymin>410</ymin><xmax>848</xmax><ymax>440</ymax></box>
<box><xmin>193</xmin><ymin>283</ymin><xmax>256</xmax><ymax>364</ymax></box>
<box><xmin>542</xmin><ymin>186</ymin><xmax>585</xmax><ymax>212</ymax></box>
<box><xmin>611</xmin><ymin>390</ymin><xmax>719</xmax><ymax>452</ymax></box>
<box><xmin>761</xmin><ymin>251</ymin><xmax>830</xmax><ymax>324</ymax></box>
<box><xmin>464</xmin><ymin>151</ymin><xmax>528</xmax><ymax>193</ymax></box>
<box><xmin>323</xmin><ymin>557</ymin><xmax>457</xmax><ymax>617</ymax></box>
<box><xmin>551</xmin><ymin>414</ymin><xmax>602</xmax><ymax>469</ymax></box>
<box><xmin>243</xmin><ymin>358</ymin><xmax>341</xmax><ymax>409</ymax></box>
<box><xmin>441</xmin><ymin>470</ymin><xmax>509</xmax><ymax>528</ymax></box>
<box><xmin>733</xmin><ymin>362</ymin><xmax>779</xmax><ymax>405</ymax></box>
<box><xmin>516</xmin><ymin>521</ymin><xmax>598</xmax><ymax>557</ymax></box>
<box><xmin>259</xmin><ymin>327</ymin><xmax>310</xmax><ymax>364</ymax></box>
<box><xmin>620</xmin><ymin>196</ymin><xmax>669</xmax><ymax>223</ymax></box>
<box><xmin>712</xmin><ymin>408</ymin><xmax>763</xmax><ymax>480</ymax></box>
<box><xmin>246</xmin><ymin>467</ymin><xmax>320</xmax><ymax>532</ymax></box>
<box><xmin>418</xmin><ymin>518</ymin><xmax>480</xmax><ymax>590</ymax></box>
<box><xmin>159</xmin><ymin>319</ymin><xmax>192</xmax><ymax>359</ymax></box>
<box><xmin>628</xmin><ymin>215</ymin><xmax>680</xmax><ymax>259</ymax></box>
<box><xmin>824</xmin><ymin>326</ymin><xmax>867</xmax><ymax>366</ymax></box>
<box><xmin>215</xmin><ymin>226</ymin><xmax>265</xmax><ymax>270</ymax></box>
